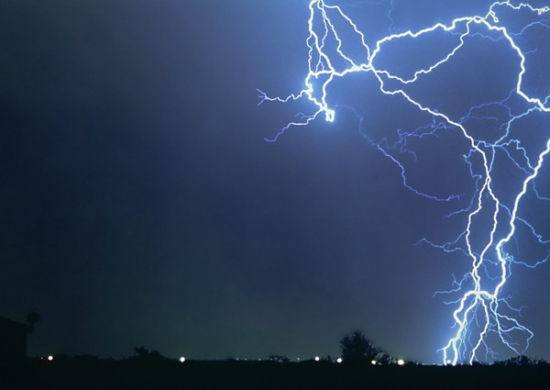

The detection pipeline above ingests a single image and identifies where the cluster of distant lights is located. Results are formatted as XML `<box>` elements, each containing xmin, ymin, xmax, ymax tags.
<box><xmin>176</xmin><ymin>355</ymin><xmax>406</xmax><ymax>365</ymax></box>
<box><xmin>39</xmin><ymin>355</ymin><xmax>55</xmax><ymax>362</ymax></box>
<box><xmin>41</xmin><ymin>354</ymin><xmax>406</xmax><ymax>366</ymax></box>
<box><xmin>177</xmin><ymin>355</ymin><xmax>408</xmax><ymax>365</ymax></box>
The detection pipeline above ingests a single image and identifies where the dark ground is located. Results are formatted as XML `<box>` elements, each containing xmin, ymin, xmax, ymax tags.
<box><xmin>2</xmin><ymin>359</ymin><xmax>550</xmax><ymax>390</ymax></box>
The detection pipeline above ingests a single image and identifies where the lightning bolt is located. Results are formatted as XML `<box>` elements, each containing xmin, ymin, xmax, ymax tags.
<box><xmin>259</xmin><ymin>0</ymin><xmax>550</xmax><ymax>365</ymax></box>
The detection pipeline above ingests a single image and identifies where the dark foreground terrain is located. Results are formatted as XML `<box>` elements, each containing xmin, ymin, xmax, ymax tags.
<box><xmin>2</xmin><ymin>359</ymin><xmax>550</xmax><ymax>390</ymax></box>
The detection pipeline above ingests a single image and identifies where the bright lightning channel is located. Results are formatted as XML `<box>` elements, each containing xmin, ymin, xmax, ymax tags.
<box><xmin>259</xmin><ymin>0</ymin><xmax>550</xmax><ymax>365</ymax></box>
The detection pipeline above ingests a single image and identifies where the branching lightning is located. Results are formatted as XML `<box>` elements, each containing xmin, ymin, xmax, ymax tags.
<box><xmin>259</xmin><ymin>1</ymin><xmax>550</xmax><ymax>364</ymax></box>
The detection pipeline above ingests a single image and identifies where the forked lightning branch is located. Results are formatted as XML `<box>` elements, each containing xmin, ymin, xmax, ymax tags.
<box><xmin>259</xmin><ymin>1</ymin><xmax>550</xmax><ymax>365</ymax></box>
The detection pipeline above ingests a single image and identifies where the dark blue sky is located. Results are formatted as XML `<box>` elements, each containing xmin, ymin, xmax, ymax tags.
<box><xmin>1</xmin><ymin>0</ymin><xmax>549</xmax><ymax>363</ymax></box>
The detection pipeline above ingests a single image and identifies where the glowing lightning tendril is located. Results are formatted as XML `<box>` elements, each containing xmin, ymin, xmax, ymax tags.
<box><xmin>259</xmin><ymin>0</ymin><xmax>550</xmax><ymax>365</ymax></box>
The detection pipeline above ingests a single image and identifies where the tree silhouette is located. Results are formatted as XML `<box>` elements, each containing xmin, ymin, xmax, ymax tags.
<box><xmin>340</xmin><ymin>330</ymin><xmax>379</xmax><ymax>363</ymax></box>
<box><xmin>375</xmin><ymin>350</ymin><xmax>392</xmax><ymax>365</ymax></box>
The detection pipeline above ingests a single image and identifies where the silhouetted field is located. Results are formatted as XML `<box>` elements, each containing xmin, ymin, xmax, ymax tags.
<box><xmin>2</xmin><ymin>358</ymin><xmax>550</xmax><ymax>390</ymax></box>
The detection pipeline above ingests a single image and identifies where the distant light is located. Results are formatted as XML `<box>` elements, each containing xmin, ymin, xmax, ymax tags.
<box><xmin>47</xmin><ymin>355</ymin><xmax>54</xmax><ymax>361</ymax></box>
<box><xmin>397</xmin><ymin>359</ymin><xmax>405</xmax><ymax>366</ymax></box>
<box><xmin>371</xmin><ymin>359</ymin><xmax>377</xmax><ymax>366</ymax></box>
<box><xmin>179</xmin><ymin>356</ymin><xmax>186</xmax><ymax>363</ymax></box>
<box><xmin>336</xmin><ymin>357</ymin><xmax>343</xmax><ymax>364</ymax></box>
<box><xmin>314</xmin><ymin>356</ymin><xmax>320</xmax><ymax>362</ymax></box>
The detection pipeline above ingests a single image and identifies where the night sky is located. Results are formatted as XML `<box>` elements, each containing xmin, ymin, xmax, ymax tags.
<box><xmin>1</xmin><ymin>0</ymin><xmax>549</xmax><ymax>364</ymax></box>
